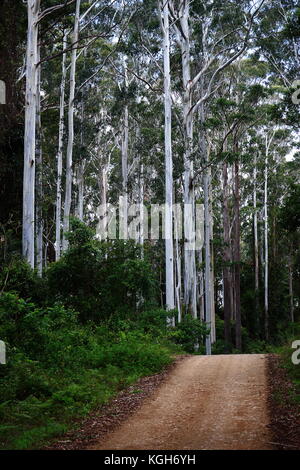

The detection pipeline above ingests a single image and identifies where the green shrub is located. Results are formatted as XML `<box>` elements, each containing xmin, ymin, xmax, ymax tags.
<box><xmin>0</xmin><ymin>257</ymin><xmax>45</xmax><ymax>302</ymax></box>
<box><xmin>169</xmin><ymin>315</ymin><xmax>208</xmax><ymax>353</ymax></box>
<box><xmin>0</xmin><ymin>293</ymin><xmax>176</xmax><ymax>450</ymax></box>
<box><xmin>46</xmin><ymin>220</ymin><xmax>157</xmax><ymax>321</ymax></box>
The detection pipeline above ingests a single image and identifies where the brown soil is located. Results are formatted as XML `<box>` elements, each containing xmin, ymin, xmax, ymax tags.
<box><xmin>90</xmin><ymin>354</ymin><xmax>273</xmax><ymax>450</ymax></box>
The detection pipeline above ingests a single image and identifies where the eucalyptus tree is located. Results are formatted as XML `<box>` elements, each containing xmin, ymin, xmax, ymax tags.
<box><xmin>62</xmin><ymin>0</ymin><xmax>81</xmax><ymax>252</ymax></box>
<box><xmin>23</xmin><ymin>0</ymin><xmax>41</xmax><ymax>268</ymax></box>
<box><xmin>55</xmin><ymin>30</ymin><xmax>68</xmax><ymax>260</ymax></box>
<box><xmin>159</xmin><ymin>0</ymin><xmax>175</xmax><ymax>319</ymax></box>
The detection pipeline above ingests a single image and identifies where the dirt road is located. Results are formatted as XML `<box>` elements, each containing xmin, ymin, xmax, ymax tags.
<box><xmin>90</xmin><ymin>354</ymin><xmax>273</xmax><ymax>450</ymax></box>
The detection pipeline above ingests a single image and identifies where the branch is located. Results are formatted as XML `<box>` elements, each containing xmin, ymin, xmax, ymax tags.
<box><xmin>37</xmin><ymin>0</ymin><xmax>75</xmax><ymax>24</ymax></box>
<box><xmin>189</xmin><ymin>0</ymin><xmax>266</xmax><ymax>94</ymax></box>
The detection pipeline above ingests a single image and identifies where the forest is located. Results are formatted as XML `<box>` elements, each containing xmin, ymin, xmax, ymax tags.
<box><xmin>0</xmin><ymin>0</ymin><xmax>299</xmax><ymax>452</ymax></box>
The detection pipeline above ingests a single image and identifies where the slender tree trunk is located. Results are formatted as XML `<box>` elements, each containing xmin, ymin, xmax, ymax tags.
<box><xmin>175</xmin><ymin>231</ymin><xmax>182</xmax><ymax>323</ymax></box>
<box><xmin>180</xmin><ymin>1</ymin><xmax>196</xmax><ymax>318</ymax></box>
<box><xmin>62</xmin><ymin>0</ymin><xmax>81</xmax><ymax>251</ymax></box>
<box><xmin>222</xmin><ymin>160</ymin><xmax>232</xmax><ymax>348</ymax></box>
<box><xmin>139</xmin><ymin>162</ymin><xmax>145</xmax><ymax>254</ymax></box>
<box><xmin>209</xmin><ymin>165</ymin><xmax>216</xmax><ymax>344</ymax></box>
<box><xmin>233</xmin><ymin>148</ymin><xmax>242</xmax><ymax>351</ymax></box>
<box><xmin>198</xmin><ymin>250</ymin><xmax>205</xmax><ymax>321</ymax></box>
<box><xmin>23</xmin><ymin>0</ymin><xmax>40</xmax><ymax>268</ymax></box>
<box><xmin>289</xmin><ymin>249</ymin><xmax>294</xmax><ymax>323</ymax></box>
<box><xmin>121</xmin><ymin>55</ymin><xmax>129</xmax><ymax>240</ymax></box>
<box><xmin>253</xmin><ymin>152</ymin><xmax>259</xmax><ymax>327</ymax></box>
<box><xmin>55</xmin><ymin>30</ymin><xmax>67</xmax><ymax>261</ymax></box>
<box><xmin>204</xmin><ymin>164</ymin><xmax>211</xmax><ymax>355</ymax></box>
<box><xmin>76</xmin><ymin>98</ymin><xmax>85</xmax><ymax>221</ymax></box>
<box><xmin>76</xmin><ymin>160</ymin><xmax>84</xmax><ymax>221</ymax></box>
<box><xmin>98</xmin><ymin>163</ymin><xmax>108</xmax><ymax>240</ymax></box>
<box><xmin>35</xmin><ymin>37</ymin><xmax>43</xmax><ymax>276</ymax></box>
<box><xmin>264</xmin><ymin>139</ymin><xmax>269</xmax><ymax>341</ymax></box>
<box><xmin>161</xmin><ymin>0</ymin><xmax>175</xmax><ymax>321</ymax></box>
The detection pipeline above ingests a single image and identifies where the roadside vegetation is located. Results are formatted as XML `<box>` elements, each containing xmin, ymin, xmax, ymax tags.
<box><xmin>0</xmin><ymin>221</ymin><xmax>206</xmax><ymax>450</ymax></box>
<box><xmin>268</xmin><ymin>325</ymin><xmax>300</xmax><ymax>450</ymax></box>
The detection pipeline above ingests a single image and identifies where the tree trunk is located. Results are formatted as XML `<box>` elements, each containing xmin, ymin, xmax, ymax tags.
<box><xmin>180</xmin><ymin>1</ymin><xmax>197</xmax><ymax>318</ymax></box>
<box><xmin>35</xmin><ymin>36</ymin><xmax>43</xmax><ymax>276</ymax></box>
<box><xmin>55</xmin><ymin>30</ymin><xmax>67</xmax><ymax>261</ymax></box>
<box><xmin>161</xmin><ymin>0</ymin><xmax>175</xmax><ymax>322</ymax></box>
<box><xmin>76</xmin><ymin>160</ymin><xmax>84</xmax><ymax>221</ymax></box>
<box><xmin>23</xmin><ymin>0</ymin><xmax>40</xmax><ymax>268</ymax></box>
<box><xmin>62</xmin><ymin>0</ymin><xmax>81</xmax><ymax>251</ymax></box>
<box><xmin>264</xmin><ymin>139</ymin><xmax>269</xmax><ymax>341</ymax></box>
<box><xmin>289</xmin><ymin>249</ymin><xmax>294</xmax><ymax>323</ymax></box>
<box><xmin>121</xmin><ymin>55</ymin><xmax>129</xmax><ymax>240</ymax></box>
<box><xmin>204</xmin><ymin>165</ymin><xmax>211</xmax><ymax>355</ymax></box>
<box><xmin>209</xmin><ymin>165</ymin><xmax>216</xmax><ymax>344</ymax></box>
<box><xmin>253</xmin><ymin>152</ymin><xmax>259</xmax><ymax>328</ymax></box>
<box><xmin>222</xmin><ymin>160</ymin><xmax>232</xmax><ymax>349</ymax></box>
<box><xmin>233</xmin><ymin>150</ymin><xmax>242</xmax><ymax>351</ymax></box>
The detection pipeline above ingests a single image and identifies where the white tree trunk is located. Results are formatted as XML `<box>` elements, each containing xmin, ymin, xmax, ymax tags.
<box><xmin>140</xmin><ymin>162</ymin><xmax>145</xmax><ymax>255</ymax></box>
<box><xmin>175</xmin><ymin>220</ymin><xmax>182</xmax><ymax>323</ymax></box>
<box><xmin>121</xmin><ymin>56</ymin><xmax>129</xmax><ymax>240</ymax></box>
<box><xmin>264</xmin><ymin>138</ymin><xmax>269</xmax><ymax>340</ymax></box>
<box><xmin>23</xmin><ymin>0</ymin><xmax>40</xmax><ymax>268</ymax></box>
<box><xmin>198</xmin><ymin>249</ymin><xmax>205</xmax><ymax>321</ymax></box>
<box><xmin>210</xmin><ymin>209</ymin><xmax>216</xmax><ymax>344</ymax></box>
<box><xmin>55</xmin><ymin>30</ymin><xmax>67</xmax><ymax>261</ymax></box>
<box><xmin>35</xmin><ymin>37</ymin><xmax>43</xmax><ymax>276</ymax></box>
<box><xmin>253</xmin><ymin>153</ymin><xmax>259</xmax><ymax>293</ymax></box>
<box><xmin>161</xmin><ymin>0</ymin><xmax>175</xmax><ymax>321</ymax></box>
<box><xmin>62</xmin><ymin>0</ymin><xmax>81</xmax><ymax>251</ymax></box>
<box><xmin>204</xmin><ymin>165</ymin><xmax>211</xmax><ymax>355</ymax></box>
<box><xmin>180</xmin><ymin>1</ymin><xmax>197</xmax><ymax>318</ymax></box>
<box><xmin>76</xmin><ymin>160</ymin><xmax>85</xmax><ymax>221</ymax></box>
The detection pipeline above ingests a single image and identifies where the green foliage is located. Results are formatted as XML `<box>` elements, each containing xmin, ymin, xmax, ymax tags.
<box><xmin>0</xmin><ymin>257</ymin><xmax>44</xmax><ymax>301</ymax></box>
<box><xmin>169</xmin><ymin>315</ymin><xmax>208</xmax><ymax>354</ymax></box>
<box><xmin>0</xmin><ymin>293</ymin><xmax>175</xmax><ymax>450</ymax></box>
<box><xmin>278</xmin><ymin>325</ymin><xmax>300</xmax><ymax>406</ymax></box>
<box><xmin>47</xmin><ymin>220</ymin><xmax>156</xmax><ymax>321</ymax></box>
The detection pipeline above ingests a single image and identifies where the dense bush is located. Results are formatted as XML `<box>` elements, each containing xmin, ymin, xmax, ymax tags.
<box><xmin>0</xmin><ymin>293</ymin><xmax>176</xmax><ymax>450</ymax></box>
<box><xmin>0</xmin><ymin>256</ymin><xmax>44</xmax><ymax>302</ymax></box>
<box><xmin>170</xmin><ymin>315</ymin><xmax>208</xmax><ymax>353</ymax></box>
<box><xmin>0</xmin><ymin>221</ymin><xmax>211</xmax><ymax>450</ymax></box>
<box><xmin>46</xmin><ymin>220</ymin><xmax>157</xmax><ymax>321</ymax></box>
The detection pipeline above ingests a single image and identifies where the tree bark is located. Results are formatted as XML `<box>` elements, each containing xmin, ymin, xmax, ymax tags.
<box><xmin>222</xmin><ymin>160</ymin><xmax>232</xmax><ymax>348</ymax></box>
<box><xmin>180</xmin><ymin>1</ymin><xmax>197</xmax><ymax>318</ymax></box>
<box><xmin>161</xmin><ymin>0</ymin><xmax>175</xmax><ymax>322</ymax></box>
<box><xmin>121</xmin><ymin>55</ymin><xmax>129</xmax><ymax>240</ymax></box>
<box><xmin>233</xmin><ymin>148</ymin><xmax>242</xmax><ymax>351</ymax></box>
<box><xmin>253</xmin><ymin>152</ymin><xmax>259</xmax><ymax>328</ymax></box>
<box><xmin>62</xmin><ymin>0</ymin><xmax>81</xmax><ymax>252</ymax></box>
<box><xmin>23</xmin><ymin>0</ymin><xmax>40</xmax><ymax>268</ymax></box>
<box><xmin>35</xmin><ymin>36</ymin><xmax>43</xmax><ymax>276</ymax></box>
<box><xmin>264</xmin><ymin>138</ymin><xmax>269</xmax><ymax>341</ymax></box>
<box><xmin>55</xmin><ymin>30</ymin><xmax>67</xmax><ymax>261</ymax></box>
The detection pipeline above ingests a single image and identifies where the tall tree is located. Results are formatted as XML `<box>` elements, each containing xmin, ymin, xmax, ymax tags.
<box><xmin>62</xmin><ymin>0</ymin><xmax>81</xmax><ymax>252</ymax></box>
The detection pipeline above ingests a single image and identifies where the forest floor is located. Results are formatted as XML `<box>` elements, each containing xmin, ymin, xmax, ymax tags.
<box><xmin>86</xmin><ymin>354</ymin><xmax>273</xmax><ymax>450</ymax></box>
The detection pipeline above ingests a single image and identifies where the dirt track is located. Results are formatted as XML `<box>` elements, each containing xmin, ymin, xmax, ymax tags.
<box><xmin>90</xmin><ymin>354</ymin><xmax>273</xmax><ymax>450</ymax></box>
